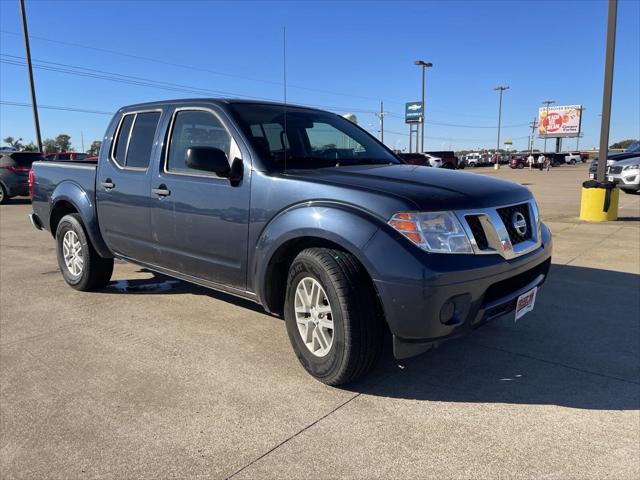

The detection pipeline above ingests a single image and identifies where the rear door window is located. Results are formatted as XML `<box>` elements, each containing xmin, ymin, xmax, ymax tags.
<box><xmin>112</xmin><ymin>111</ymin><xmax>161</xmax><ymax>169</ymax></box>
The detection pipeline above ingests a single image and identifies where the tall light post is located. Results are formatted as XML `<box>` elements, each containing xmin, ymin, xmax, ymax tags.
<box><xmin>541</xmin><ymin>100</ymin><xmax>555</xmax><ymax>154</ymax></box>
<box><xmin>414</xmin><ymin>60</ymin><xmax>432</xmax><ymax>152</ymax></box>
<box><xmin>494</xmin><ymin>86</ymin><xmax>509</xmax><ymax>167</ymax></box>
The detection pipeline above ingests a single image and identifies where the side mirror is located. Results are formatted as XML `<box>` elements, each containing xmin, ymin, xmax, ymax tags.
<box><xmin>186</xmin><ymin>146</ymin><xmax>231</xmax><ymax>177</ymax></box>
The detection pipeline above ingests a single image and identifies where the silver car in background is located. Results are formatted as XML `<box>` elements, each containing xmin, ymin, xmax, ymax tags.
<box><xmin>607</xmin><ymin>156</ymin><xmax>640</xmax><ymax>195</ymax></box>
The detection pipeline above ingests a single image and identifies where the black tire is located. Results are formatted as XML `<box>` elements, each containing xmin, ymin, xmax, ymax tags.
<box><xmin>517</xmin><ymin>163</ymin><xmax>524</xmax><ymax>169</ymax></box>
<box><xmin>284</xmin><ymin>248</ymin><xmax>384</xmax><ymax>386</ymax></box>
<box><xmin>56</xmin><ymin>213</ymin><xmax>113</xmax><ymax>291</ymax></box>
<box><xmin>623</xmin><ymin>189</ymin><xmax>640</xmax><ymax>195</ymax></box>
<box><xmin>0</xmin><ymin>183</ymin><xmax>7</xmax><ymax>204</ymax></box>
<box><xmin>570</xmin><ymin>159</ymin><xmax>576</xmax><ymax>165</ymax></box>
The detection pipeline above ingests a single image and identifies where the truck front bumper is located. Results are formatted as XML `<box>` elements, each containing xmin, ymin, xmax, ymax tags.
<box><xmin>370</xmin><ymin>223</ymin><xmax>552</xmax><ymax>360</ymax></box>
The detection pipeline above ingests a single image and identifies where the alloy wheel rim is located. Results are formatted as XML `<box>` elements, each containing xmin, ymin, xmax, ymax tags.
<box><xmin>62</xmin><ymin>230</ymin><xmax>83</xmax><ymax>276</ymax></box>
<box><xmin>294</xmin><ymin>277</ymin><xmax>334</xmax><ymax>357</ymax></box>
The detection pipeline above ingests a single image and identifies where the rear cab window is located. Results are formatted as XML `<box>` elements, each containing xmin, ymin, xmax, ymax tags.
<box><xmin>111</xmin><ymin>111</ymin><xmax>161</xmax><ymax>170</ymax></box>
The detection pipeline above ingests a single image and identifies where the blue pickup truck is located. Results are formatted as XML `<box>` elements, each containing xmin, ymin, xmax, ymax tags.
<box><xmin>30</xmin><ymin>99</ymin><xmax>552</xmax><ymax>385</ymax></box>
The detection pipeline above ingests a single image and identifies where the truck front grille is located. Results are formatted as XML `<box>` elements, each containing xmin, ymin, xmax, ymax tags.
<box><xmin>465</xmin><ymin>215</ymin><xmax>489</xmax><ymax>250</ymax></box>
<box><xmin>496</xmin><ymin>203</ymin><xmax>532</xmax><ymax>245</ymax></box>
<box><xmin>456</xmin><ymin>199</ymin><xmax>542</xmax><ymax>260</ymax></box>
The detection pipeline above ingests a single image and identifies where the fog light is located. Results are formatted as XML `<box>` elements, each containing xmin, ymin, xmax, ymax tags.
<box><xmin>440</xmin><ymin>294</ymin><xmax>472</xmax><ymax>326</ymax></box>
<box><xmin>440</xmin><ymin>299</ymin><xmax>455</xmax><ymax>324</ymax></box>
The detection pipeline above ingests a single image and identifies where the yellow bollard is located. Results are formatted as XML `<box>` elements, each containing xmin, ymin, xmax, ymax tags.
<box><xmin>579</xmin><ymin>182</ymin><xmax>619</xmax><ymax>221</ymax></box>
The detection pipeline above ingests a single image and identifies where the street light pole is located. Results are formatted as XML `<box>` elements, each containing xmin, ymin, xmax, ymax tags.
<box><xmin>414</xmin><ymin>60</ymin><xmax>432</xmax><ymax>153</ymax></box>
<box><xmin>18</xmin><ymin>0</ymin><xmax>42</xmax><ymax>153</ymax></box>
<box><xmin>494</xmin><ymin>86</ymin><xmax>509</xmax><ymax>167</ymax></box>
<box><xmin>541</xmin><ymin>100</ymin><xmax>555</xmax><ymax>154</ymax></box>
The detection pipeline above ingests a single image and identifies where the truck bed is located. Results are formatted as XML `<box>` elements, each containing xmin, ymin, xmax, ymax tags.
<box><xmin>31</xmin><ymin>161</ymin><xmax>97</xmax><ymax>234</ymax></box>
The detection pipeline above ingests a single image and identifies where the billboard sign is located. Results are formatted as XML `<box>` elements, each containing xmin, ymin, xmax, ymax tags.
<box><xmin>538</xmin><ymin>105</ymin><xmax>582</xmax><ymax>138</ymax></box>
<box><xmin>405</xmin><ymin>102</ymin><xmax>423</xmax><ymax>123</ymax></box>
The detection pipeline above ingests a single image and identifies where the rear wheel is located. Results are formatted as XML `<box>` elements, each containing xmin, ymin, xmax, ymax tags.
<box><xmin>284</xmin><ymin>248</ymin><xmax>383</xmax><ymax>386</ymax></box>
<box><xmin>56</xmin><ymin>214</ymin><xmax>113</xmax><ymax>291</ymax></box>
<box><xmin>517</xmin><ymin>163</ymin><xmax>524</xmax><ymax>169</ymax></box>
<box><xmin>570</xmin><ymin>159</ymin><xmax>576</xmax><ymax>165</ymax></box>
<box><xmin>0</xmin><ymin>184</ymin><xmax>7</xmax><ymax>204</ymax></box>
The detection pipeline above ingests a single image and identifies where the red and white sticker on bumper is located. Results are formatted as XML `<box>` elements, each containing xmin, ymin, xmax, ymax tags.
<box><xmin>515</xmin><ymin>287</ymin><xmax>538</xmax><ymax>322</ymax></box>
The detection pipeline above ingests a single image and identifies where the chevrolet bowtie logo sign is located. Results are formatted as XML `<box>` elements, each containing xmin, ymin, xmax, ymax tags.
<box><xmin>405</xmin><ymin>102</ymin><xmax>423</xmax><ymax>124</ymax></box>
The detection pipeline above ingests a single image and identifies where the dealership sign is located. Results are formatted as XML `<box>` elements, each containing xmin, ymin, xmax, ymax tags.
<box><xmin>538</xmin><ymin>105</ymin><xmax>582</xmax><ymax>138</ymax></box>
<box><xmin>405</xmin><ymin>102</ymin><xmax>423</xmax><ymax>123</ymax></box>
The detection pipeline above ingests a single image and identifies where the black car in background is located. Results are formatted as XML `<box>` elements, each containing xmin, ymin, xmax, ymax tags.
<box><xmin>0</xmin><ymin>151</ymin><xmax>44</xmax><ymax>204</ymax></box>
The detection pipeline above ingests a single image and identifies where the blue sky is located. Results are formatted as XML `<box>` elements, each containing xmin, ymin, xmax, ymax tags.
<box><xmin>1</xmin><ymin>0</ymin><xmax>638</xmax><ymax>152</ymax></box>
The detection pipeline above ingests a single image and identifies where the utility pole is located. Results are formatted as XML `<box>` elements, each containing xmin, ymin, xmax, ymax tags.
<box><xmin>528</xmin><ymin>116</ymin><xmax>538</xmax><ymax>153</ymax></box>
<box><xmin>541</xmin><ymin>100</ymin><xmax>555</xmax><ymax>154</ymax></box>
<box><xmin>19</xmin><ymin>0</ymin><xmax>42</xmax><ymax>153</ymax></box>
<box><xmin>374</xmin><ymin>100</ymin><xmax>387</xmax><ymax>144</ymax></box>
<box><xmin>414</xmin><ymin>60</ymin><xmax>433</xmax><ymax>152</ymax></box>
<box><xmin>494</xmin><ymin>86</ymin><xmax>509</xmax><ymax>168</ymax></box>
<box><xmin>81</xmin><ymin>130</ymin><xmax>85</xmax><ymax>152</ymax></box>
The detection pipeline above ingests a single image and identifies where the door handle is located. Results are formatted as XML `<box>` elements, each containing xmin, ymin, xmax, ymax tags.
<box><xmin>152</xmin><ymin>185</ymin><xmax>171</xmax><ymax>197</ymax></box>
<box><xmin>101</xmin><ymin>179</ymin><xmax>115</xmax><ymax>189</ymax></box>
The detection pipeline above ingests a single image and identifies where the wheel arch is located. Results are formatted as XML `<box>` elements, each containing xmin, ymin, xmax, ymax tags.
<box><xmin>254</xmin><ymin>205</ymin><xmax>385</xmax><ymax>316</ymax></box>
<box><xmin>50</xmin><ymin>182</ymin><xmax>113</xmax><ymax>258</ymax></box>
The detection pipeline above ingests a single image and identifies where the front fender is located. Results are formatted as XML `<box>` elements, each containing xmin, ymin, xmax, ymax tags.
<box><xmin>51</xmin><ymin>181</ymin><xmax>112</xmax><ymax>258</ymax></box>
<box><xmin>252</xmin><ymin>203</ymin><xmax>384</xmax><ymax>303</ymax></box>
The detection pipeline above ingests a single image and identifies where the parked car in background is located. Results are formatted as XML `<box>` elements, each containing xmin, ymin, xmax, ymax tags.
<box><xmin>45</xmin><ymin>152</ymin><xmax>89</xmax><ymax>162</ymax></box>
<box><xmin>425</xmin><ymin>150</ymin><xmax>459</xmax><ymax>169</ymax></box>
<box><xmin>580</xmin><ymin>152</ymin><xmax>589</xmax><ymax>162</ymax></box>
<box><xmin>607</xmin><ymin>156</ymin><xmax>640</xmax><ymax>194</ymax></box>
<box><xmin>398</xmin><ymin>153</ymin><xmax>442</xmax><ymax>168</ymax></box>
<box><xmin>0</xmin><ymin>151</ymin><xmax>44</xmax><ymax>203</ymax></box>
<box><xmin>589</xmin><ymin>142</ymin><xmax>640</xmax><ymax>179</ymax></box>
<box><xmin>465</xmin><ymin>152</ymin><xmax>483</xmax><ymax>167</ymax></box>
<box><xmin>563</xmin><ymin>152</ymin><xmax>581</xmax><ymax>165</ymax></box>
<box><xmin>29</xmin><ymin>98</ymin><xmax>552</xmax><ymax>385</ymax></box>
<box><xmin>509</xmin><ymin>155</ymin><xmax>528</xmax><ymax>169</ymax></box>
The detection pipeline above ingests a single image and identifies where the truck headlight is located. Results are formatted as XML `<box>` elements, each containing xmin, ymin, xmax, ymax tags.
<box><xmin>388</xmin><ymin>211</ymin><xmax>473</xmax><ymax>254</ymax></box>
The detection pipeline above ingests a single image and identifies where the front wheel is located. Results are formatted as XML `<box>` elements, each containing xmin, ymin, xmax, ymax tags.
<box><xmin>284</xmin><ymin>248</ymin><xmax>383</xmax><ymax>386</ymax></box>
<box><xmin>56</xmin><ymin>214</ymin><xmax>114</xmax><ymax>291</ymax></box>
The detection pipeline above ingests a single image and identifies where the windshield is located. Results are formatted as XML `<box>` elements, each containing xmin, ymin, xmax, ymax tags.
<box><xmin>228</xmin><ymin>103</ymin><xmax>401</xmax><ymax>170</ymax></box>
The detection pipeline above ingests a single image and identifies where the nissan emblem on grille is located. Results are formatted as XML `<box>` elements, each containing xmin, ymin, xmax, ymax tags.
<box><xmin>512</xmin><ymin>211</ymin><xmax>528</xmax><ymax>237</ymax></box>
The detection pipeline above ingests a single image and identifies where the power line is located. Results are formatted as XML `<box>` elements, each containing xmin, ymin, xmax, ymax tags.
<box><xmin>3</xmin><ymin>54</ymin><xmax>532</xmax><ymax>130</ymax></box>
<box><xmin>1</xmin><ymin>100</ymin><xmax>113</xmax><ymax>115</ymax></box>
<box><xmin>0</xmin><ymin>29</ymin><xmax>405</xmax><ymax>105</ymax></box>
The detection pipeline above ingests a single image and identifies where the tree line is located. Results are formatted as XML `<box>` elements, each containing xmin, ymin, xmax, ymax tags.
<box><xmin>3</xmin><ymin>135</ymin><xmax>102</xmax><ymax>156</ymax></box>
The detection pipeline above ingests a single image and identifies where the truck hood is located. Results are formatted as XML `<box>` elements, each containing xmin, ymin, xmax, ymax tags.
<box><xmin>283</xmin><ymin>164</ymin><xmax>532</xmax><ymax>210</ymax></box>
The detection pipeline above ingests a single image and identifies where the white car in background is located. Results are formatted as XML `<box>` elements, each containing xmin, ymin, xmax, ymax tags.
<box><xmin>563</xmin><ymin>152</ymin><xmax>581</xmax><ymax>165</ymax></box>
<box><xmin>424</xmin><ymin>153</ymin><xmax>443</xmax><ymax>168</ymax></box>
<box><xmin>607</xmin><ymin>156</ymin><xmax>640</xmax><ymax>194</ymax></box>
<box><xmin>465</xmin><ymin>152</ymin><xmax>483</xmax><ymax>167</ymax></box>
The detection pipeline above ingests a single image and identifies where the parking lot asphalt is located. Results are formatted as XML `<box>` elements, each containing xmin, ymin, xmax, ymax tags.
<box><xmin>1</xmin><ymin>163</ymin><xmax>639</xmax><ymax>479</ymax></box>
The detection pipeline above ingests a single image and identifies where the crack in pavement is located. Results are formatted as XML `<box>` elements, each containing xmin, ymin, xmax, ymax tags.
<box><xmin>224</xmin><ymin>392</ymin><xmax>362</xmax><ymax>479</ymax></box>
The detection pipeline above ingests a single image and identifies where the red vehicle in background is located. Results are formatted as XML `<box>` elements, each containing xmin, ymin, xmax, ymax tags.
<box><xmin>45</xmin><ymin>152</ymin><xmax>89</xmax><ymax>162</ymax></box>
